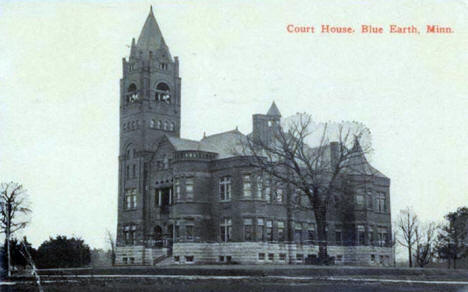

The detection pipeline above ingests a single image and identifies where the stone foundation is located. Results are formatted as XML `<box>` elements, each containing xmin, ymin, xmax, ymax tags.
<box><xmin>116</xmin><ymin>243</ymin><xmax>394</xmax><ymax>266</ymax></box>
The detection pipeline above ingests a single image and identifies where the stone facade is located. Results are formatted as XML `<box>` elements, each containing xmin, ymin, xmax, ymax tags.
<box><xmin>115</xmin><ymin>8</ymin><xmax>394</xmax><ymax>266</ymax></box>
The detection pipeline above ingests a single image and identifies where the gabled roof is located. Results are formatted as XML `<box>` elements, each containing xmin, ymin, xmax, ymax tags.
<box><xmin>202</xmin><ymin>129</ymin><xmax>247</xmax><ymax>159</ymax></box>
<box><xmin>166</xmin><ymin>136</ymin><xmax>217</xmax><ymax>153</ymax></box>
<box><xmin>267</xmin><ymin>102</ymin><xmax>281</xmax><ymax>117</ymax></box>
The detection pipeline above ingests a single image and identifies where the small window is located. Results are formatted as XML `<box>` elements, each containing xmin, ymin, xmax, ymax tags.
<box><xmin>219</xmin><ymin>256</ymin><xmax>225</xmax><ymax>262</ymax></box>
<box><xmin>268</xmin><ymin>253</ymin><xmax>274</xmax><ymax>261</ymax></box>
<box><xmin>185</xmin><ymin>256</ymin><xmax>194</xmax><ymax>263</ymax></box>
<box><xmin>279</xmin><ymin>254</ymin><xmax>286</xmax><ymax>261</ymax></box>
<box><xmin>123</xmin><ymin>257</ymin><xmax>128</xmax><ymax>264</ymax></box>
<box><xmin>296</xmin><ymin>254</ymin><xmax>304</xmax><ymax>263</ymax></box>
<box><xmin>258</xmin><ymin>253</ymin><xmax>265</xmax><ymax>261</ymax></box>
<box><xmin>371</xmin><ymin>254</ymin><xmax>375</xmax><ymax>262</ymax></box>
<box><xmin>130</xmin><ymin>257</ymin><xmax>135</xmax><ymax>264</ymax></box>
<box><xmin>174</xmin><ymin>256</ymin><xmax>180</xmax><ymax>262</ymax></box>
<box><xmin>336</xmin><ymin>255</ymin><xmax>343</xmax><ymax>262</ymax></box>
<box><xmin>226</xmin><ymin>256</ymin><xmax>232</xmax><ymax>263</ymax></box>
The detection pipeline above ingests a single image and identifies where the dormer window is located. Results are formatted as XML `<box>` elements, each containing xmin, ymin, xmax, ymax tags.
<box><xmin>155</xmin><ymin>82</ymin><xmax>171</xmax><ymax>103</ymax></box>
<box><xmin>268</xmin><ymin>121</ymin><xmax>273</xmax><ymax>127</ymax></box>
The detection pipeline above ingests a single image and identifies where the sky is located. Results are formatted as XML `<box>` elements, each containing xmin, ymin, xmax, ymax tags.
<box><xmin>0</xmin><ymin>0</ymin><xmax>467</xmax><ymax>253</ymax></box>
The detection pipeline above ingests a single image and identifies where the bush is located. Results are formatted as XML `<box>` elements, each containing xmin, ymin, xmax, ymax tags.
<box><xmin>36</xmin><ymin>235</ymin><xmax>91</xmax><ymax>268</ymax></box>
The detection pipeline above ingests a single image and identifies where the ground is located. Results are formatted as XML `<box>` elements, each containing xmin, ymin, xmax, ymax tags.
<box><xmin>4</xmin><ymin>265</ymin><xmax>468</xmax><ymax>291</ymax></box>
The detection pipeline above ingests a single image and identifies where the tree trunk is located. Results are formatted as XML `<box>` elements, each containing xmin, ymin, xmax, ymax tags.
<box><xmin>6</xmin><ymin>230</ymin><xmax>11</xmax><ymax>277</ymax></box>
<box><xmin>314</xmin><ymin>205</ymin><xmax>329</xmax><ymax>263</ymax></box>
<box><xmin>408</xmin><ymin>245</ymin><xmax>412</xmax><ymax>268</ymax></box>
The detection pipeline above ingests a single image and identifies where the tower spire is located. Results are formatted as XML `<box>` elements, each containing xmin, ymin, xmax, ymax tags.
<box><xmin>135</xmin><ymin>6</ymin><xmax>172</xmax><ymax>60</ymax></box>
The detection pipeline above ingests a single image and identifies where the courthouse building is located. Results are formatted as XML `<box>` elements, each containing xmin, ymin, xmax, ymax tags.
<box><xmin>115</xmin><ymin>8</ymin><xmax>393</xmax><ymax>266</ymax></box>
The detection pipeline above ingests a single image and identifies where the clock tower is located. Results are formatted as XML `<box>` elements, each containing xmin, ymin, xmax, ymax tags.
<box><xmin>117</xmin><ymin>7</ymin><xmax>181</xmax><ymax>248</ymax></box>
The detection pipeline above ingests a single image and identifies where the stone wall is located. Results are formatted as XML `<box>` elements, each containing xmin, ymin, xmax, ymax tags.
<box><xmin>172</xmin><ymin>242</ymin><xmax>394</xmax><ymax>266</ymax></box>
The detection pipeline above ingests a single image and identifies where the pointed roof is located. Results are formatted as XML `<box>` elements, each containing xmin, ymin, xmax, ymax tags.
<box><xmin>267</xmin><ymin>102</ymin><xmax>281</xmax><ymax>117</ymax></box>
<box><xmin>136</xmin><ymin>6</ymin><xmax>170</xmax><ymax>56</ymax></box>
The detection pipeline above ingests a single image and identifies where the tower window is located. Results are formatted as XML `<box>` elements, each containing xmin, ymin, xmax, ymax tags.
<box><xmin>164</xmin><ymin>121</ymin><xmax>169</xmax><ymax>131</ymax></box>
<box><xmin>157</xmin><ymin>120</ymin><xmax>162</xmax><ymax>129</ymax></box>
<box><xmin>160</xmin><ymin>63</ymin><xmax>168</xmax><ymax>70</ymax></box>
<box><xmin>150</xmin><ymin>119</ymin><xmax>155</xmax><ymax>128</ymax></box>
<box><xmin>155</xmin><ymin>83</ymin><xmax>171</xmax><ymax>103</ymax></box>
<box><xmin>127</xmin><ymin>84</ymin><xmax>138</xmax><ymax>103</ymax></box>
<box><xmin>169</xmin><ymin>122</ymin><xmax>175</xmax><ymax>132</ymax></box>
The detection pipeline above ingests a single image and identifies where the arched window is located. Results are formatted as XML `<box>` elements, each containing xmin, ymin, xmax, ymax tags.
<box><xmin>157</xmin><ymin>120</ymin><xmax>162</xmax><ymax>129</ymax></box>
<box><xmin>131</xmin><ymin>121</ymin><xmax>135</xmax><ymax>129</ymax></box>
<box><xmin>150</xmin><ymin>119</ymin><xmax>155</xmax><ymax>128</ymax></box>
<box><xmin>169</xmin><ymin>122</ymin><xmax>175</xmax><ymax>131</ymax></box>
<box><xmin>155</xmin><ymin>82</ymin><xmax>171</xmax><ymax>103</ymax></box>
<box><xmin>127</xmin><ymin>83</ymin><xmax>138</xmax><ymax>104</ymax></box>
<box><xmin>164</xmin><ymin>121</ymin><xmax>169</xmax><ymax>130</ymax></box>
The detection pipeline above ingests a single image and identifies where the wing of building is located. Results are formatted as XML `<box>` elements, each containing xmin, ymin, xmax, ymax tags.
<box><xmin>116</xmin><ymin>7</ymin><xmax>393</xmax><ymax>266</ymax></box>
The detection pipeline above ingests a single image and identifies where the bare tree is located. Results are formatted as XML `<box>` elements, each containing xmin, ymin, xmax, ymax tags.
<box><xmin>415</xmin><ymin>221</ymin><xmax>437</xmax><ymax>267</ymax></box>
<box><xmin>435</xmin><ymin>207</ymin><xmax>468</xmax><ymax>269</ymax></box>
<box><xmin>396</xmin><ymin>207</ymin><xmax>418</xmax><ymax>268</ymax></box>
<box><xmin>106</xmin><ymin>229</ymin><xmax>116</xmax><ymax>266</ymax></box>
<box><xmin>0</xmin><ymin>182</ymin><xmax>31</xmax><ymax>277</ymax></box>
<box><xmin>242</xmin><ymin>113</ymin><xmax>374</xmax><ymax>262</ymax></box>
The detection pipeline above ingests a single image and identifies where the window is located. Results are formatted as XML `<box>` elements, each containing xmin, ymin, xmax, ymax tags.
<box><xmin>219</xmin><ymin>176</ymin><xmax>232</xmax><ymax>201</ymax></box>
<box><xmin>169</xmin><ymin>122</ymin><xmax>175</xmax><ymax>131</ymax></box>
<box><xmin>157</xmin><ymin>120</ymin><xmax>162</xmax><ymax>129</ymax></box>
<box><xmin>266</xmin><ymin>220</ymin><xmax>273</xmax><ymax>241</ymax></box>
<box><xmin>336</xmin><ymin>255</ymin><xmax>343</xmax><ymax>262</ymax></box>
<box><xmin>275</xmin><ymin>187</ymin><xmax>283</xmax><ymax>203</ymax></box>
<box><xmin>371</xmin><ymin>254</ymin><xmax>375</xmax><ymax>263</ymax></box>
<box><xmin>174</xmin><ymin>179</ymin><xmax>181</xmax><ymax>201</ymax></box>
<box><xmin>185</xmin><ymin>256</ymin><xmax>194</xmax><ymax>263</ymax></box>
<box><xmin>220</xmin><ymin>218</ymin><xmax>232</xmax><ymax>242</ymax></box>
<box><xmin>308</xmin><ymin>224</ymin><xmax>315</xmax><ymax>243</ymax></box>
<box><xmin>185</xmin><ymin>178</ymin><xmax>194</xmax><ymax>201</ymax></box>
<box><xmin>130</xmin><ymin>257</ymin><xmax>135</xmax><ymax>264</ymax></box>
<box><xmin>160</xmin><ymin>63</ymin><xmax>168</xmax><ymax>70</ymax></box>
<box><xmin>377</xmin><ymin>193</ymin><xmax>386</xmax><ymax>212</ymax></box>
<box><xmin>277</xmin><ymin>221</ymin><xmax>285</xmax><ymax>242</ymax></box>
<box><xmin>219</xmin><ymin>256</ymin><xmax>225</xmax><ymax>262</ymax></box>
<box><xmin>123</xmin><ymin>224</ymin><xmax>136</xmax><ymax>245</ymax></box>
<box><xmin>244</xmin><ymin>218</ymin><xmax>253</xmax><ymax>241</ymax></box>
<box><xmin>155</xmin><ymin>82</ymin><xmax>170</xmax><ymax>103</ymax></box>
<box><xmin>356</xmin><ymin>194</ymin><xmax>364</xmax><ymax>208</ymax></box>
<box><xmin>368</xmin><ymin>227</ymin><xmax>375</xmax><ymax>245</ymax></box>
<box><xmin>264</xmin><ymin>176</ymin><xmax>271</xmax><ymax>202</ymax></box>
<box><xmin>123</xmin><ymin>257</ymin><xmax>128</xmax><ymax>264</ymax></box>
<box><xmin>335</xmin><ymin>226</ymin><xmax>342</xmax><ymax>244</ymax></box>
<box><xmin>378</xmin><ymin>227</ymin><xmax>388</xmax><ymax>246</ymax></box>
<box><xmin>279</xmin><ymin>254</ymin><xmax>286</xmax><ymax>261</ymax></box>
<box><xmin>296</xmin><ymin>254</ymin><xmax>304</xmax><ymax>263</ymax></box>
<box><xmin>127</xmin><ymin>83</ymin><xmax>138</xmax><ymax>103</ymax></box>
<box><xmin>268</xmin><ymin>253</ymin><xmax>274</xmax><ymax>261</ymax></box>
<box><xmin>367</xmin><ymin>194</ymin><xmax>373</xmax><ymax>210</ymax></box>
<box><xmin>242</xmin><ymin>174</ymin><xmax>251</xmax><ymax>197</ymax></box>
<box><xmin>258</xmin><ymin>253</ymin><xmax>265</xmax><ymax>261</ymax></box>
<box><xmin>256</xmin><ymin>175</ymin><xmax>263</xmax><ymax>199</ymax></box>
<box><xmin>357</xmin><ymin>225</ymin><xmax>365</xmax><ymax>245</ymax></box>
<box><xmin>174</xmin><ymin>256</ymin><xmax>180</xmax><ymax>262</ymax></box>
<box><xmin>379</xmin><ymin>255</ymin><xmax>384</xmax><ymax>264</ymax></box>
<box><xmin>132</xmin><ymin>164</ymin><xmax>136</xmax><ymax>178</ymax></box>
<box><xmin>186</xmin><ymin>224</ymin><xmax>194</xmax><ymax>240</ymax></box>
<box><xmin>294</xmin><ymin>223</ymin><xmax>302</xmax><ymax>243</ymax></box>
<box><xmin>175</xmin><ymin>224</ymin><xmax>180</xmax><ymax>241</ymax></box>
<box><xmin>126</xmin><ymin>165</ymin><xmax>129</xmax><ymax>180</ymax></box>
<box><xmin>257</xmin><ymin>218</ymin><xmax>264</xmax><ymax>241</ymax></box>
<box><xmin>125</xmin><ymin>189</ymin><xmax>137</xmax><ymax>209</ymax></box>
<box><xmin>150</xmin><ymin>119</ymin><xmax>155</xmax><ymax>128</ymax></box>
